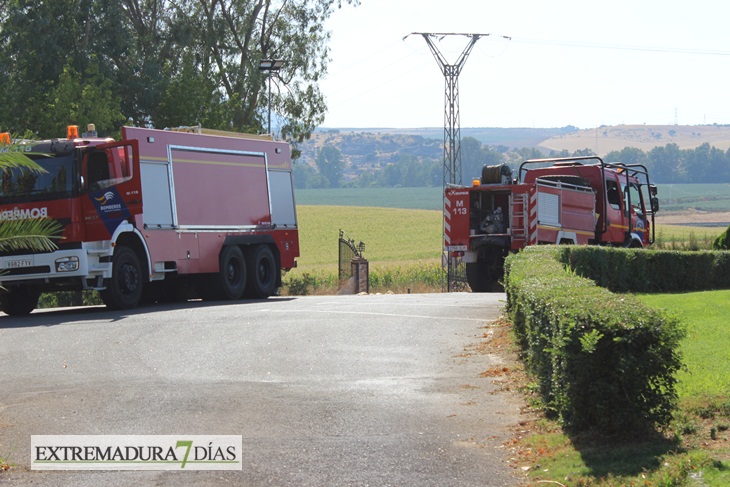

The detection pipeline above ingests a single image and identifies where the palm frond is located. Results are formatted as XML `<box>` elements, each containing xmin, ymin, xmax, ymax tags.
<box><xmin>0</xmin><ymin>152</ymin><xmax>46</xmax><ymax>173</ymax></box>
<box><xmin>0</xmin><ymin>218</ymin><xmax>63</xmax><ymax>253</ymax></box>
<box><xmin>0</xmin><ymin>135</ymin><xmax>45</xmax><ymax>174</ymax></box>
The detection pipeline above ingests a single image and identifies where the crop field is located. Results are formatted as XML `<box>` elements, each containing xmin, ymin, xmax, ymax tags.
<box><xmin>295</xmin><ymin>187</ymin><xmax>443</xmax><ymax>210</ymax></box>
<box><xmin>284</xmin><ymin>205</ymin><xmax>443</xmax><ymax>294</ymax></box>
<box><xmin>659</xmin><ymin>183</ymin><xmax>730</xmax><ymax>213</ymax></box>
<box><xmin>295</xmin><ymin>183</ymin><xmax>730</xmax><ymax>214</ymax></box>
<box><xmin>653</xmin><ymin>224</ymin><xmax>723</xmax><ymax>249</ymax></box>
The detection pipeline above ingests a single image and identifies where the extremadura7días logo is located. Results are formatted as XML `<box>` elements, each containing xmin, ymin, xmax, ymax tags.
<box><xmin>31</xmin><ymin>435</ymin><xmax>243</xmax><ymax>471</ymax></box>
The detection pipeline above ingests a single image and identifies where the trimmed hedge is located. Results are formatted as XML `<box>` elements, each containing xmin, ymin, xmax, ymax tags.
<box><xmin>560</xmin><ymin>246</ymin><xmax>730</xmax><ymax>293</ymax></box>
<box><xmin>504</xmin><ymin>247</ymin><xmax>685</xmax><ymax>433</ymax></box>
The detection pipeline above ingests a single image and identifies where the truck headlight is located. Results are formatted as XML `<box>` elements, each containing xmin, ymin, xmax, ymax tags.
<box><xmin>55</xmin><ymin>256</ymin><xmax>79</xmax><ymax>272</ymax></box>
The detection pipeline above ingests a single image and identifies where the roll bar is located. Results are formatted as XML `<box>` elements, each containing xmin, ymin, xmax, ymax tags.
<box><xmin>518</xmin><ymin>156</ymin><xmax>658</xmax><ymax>244</ymax></box>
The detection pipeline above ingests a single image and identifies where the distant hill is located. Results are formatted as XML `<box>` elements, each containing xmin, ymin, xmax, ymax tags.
<box><xmin>298</xmin><ymin>126</ymin><xmax>578</xmax><ymax>176</ymax></box>
<box><xmin>296</xmin><ymin>124</ymin><xmax>730</xmax><ymax>186</ymax></box>
<box><xmin>315</xmin><ymin>126</ymin><xmax>577</xmax><ymax>148</ymax></box>
<box><xmin>540</xmin><ymin>124</ymin><xmax>730</xmax><ymax>156</ymax></box>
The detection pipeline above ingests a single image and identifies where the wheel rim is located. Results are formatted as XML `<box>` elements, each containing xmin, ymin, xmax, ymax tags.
<box><xmin>257</xmin><ymin>259</ymin><xmax>271</xmax><ymax>284</ymax></box>
<box><xmin>120</xmin><ymin>262</ymin><xmax>140</xmax><ymax>295</ymax></box>
<box><xmin>227</xmin><ymin>259</ymin><xmax>242</xmax><ymax>285</ymax></box>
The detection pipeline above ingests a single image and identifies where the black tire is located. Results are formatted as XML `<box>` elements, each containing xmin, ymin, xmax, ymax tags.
<box><xmin>466</xmin><ymin>251</ymin><xmax>505</xmax><ymax>293</ymax></box>
<box><xmin>246</xmin><ymin>245</ymin><xmax>277</xmax><ymax>299</ymax></box>
<box><xmin>0</xmin><ymin>286</ymin><xmax>41</xmax><ymax>316</ymax></box>
<box><xmin>466</xmin><ymin>260</ymin><xmax>492</xmax><ymax>293</ymax></box>
<box><xmin>211</xmin><ymin>245</ymin><xmax>247</xmax><ymax>300</ymax></box>
<box><xmin>100</xmin><ymin>246</ymin><xmax>144</xmax><ymax>310</ymax></box>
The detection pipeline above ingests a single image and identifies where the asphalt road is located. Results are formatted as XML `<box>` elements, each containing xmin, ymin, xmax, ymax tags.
<box><xmin>0</xmin><ymin>293</ymin><xmax>522</xmax><ymax>486</ymax></box>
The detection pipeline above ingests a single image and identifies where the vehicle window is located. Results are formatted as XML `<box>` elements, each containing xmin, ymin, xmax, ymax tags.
<box><xmin>628</xmin><ymin>183</ymin><xmax>644</xmax><ymax>218</ymax></box>
<box><xmin>0</xmin><ymin>154</ymin><xmax>75</xmax><ymax>200</ymax></box>
<box><xmin>86</xmin><ymin>146</ymin><xmax>133</xmax><ymax>191</ymax></box>
<box><xmin>606</xmin><ymin>180</ymin><xmax>621</xmax><ymax>210</ymax></box>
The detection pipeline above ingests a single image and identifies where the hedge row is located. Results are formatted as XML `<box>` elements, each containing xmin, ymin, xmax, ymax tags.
<box><xmin>504</xmin><ymin>246</ymin><xmax>685</xmax><ymax>433</ymax></box>
<box><xmin>560</xmin><ymin>246</ymin><xmax>730</xmax><ymax>293</ymax></box>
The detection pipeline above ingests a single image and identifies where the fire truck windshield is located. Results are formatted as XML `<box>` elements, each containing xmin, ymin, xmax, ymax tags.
<box><xmin>0</xmin><ymin>153</ymin><xmax>76</xmax><ymax>203</ymax></box>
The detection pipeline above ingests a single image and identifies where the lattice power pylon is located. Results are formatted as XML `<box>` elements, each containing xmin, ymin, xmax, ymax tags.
<box><xmin>408</xmin><ymin>32</ymin><xmax>487</xmax><ymax>291</ymax></box>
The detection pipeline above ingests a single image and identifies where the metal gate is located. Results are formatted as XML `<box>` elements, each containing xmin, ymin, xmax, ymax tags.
<box><xmin>444</xmin><ymin>254</ymin><xmax>468</xmax><ymax>292</ymax></box>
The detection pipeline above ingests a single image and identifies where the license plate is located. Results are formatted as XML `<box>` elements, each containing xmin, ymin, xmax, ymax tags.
<box><xmin>5</xmin><ymin>259</ymin><xmax>32</xmax><ymax>269</ymax></box>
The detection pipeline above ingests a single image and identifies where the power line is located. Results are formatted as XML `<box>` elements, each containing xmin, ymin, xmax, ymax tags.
<box><xmin>513</xmin><ymin>37</ymin><xmax>730</xmax><ymax>56</ymax></box>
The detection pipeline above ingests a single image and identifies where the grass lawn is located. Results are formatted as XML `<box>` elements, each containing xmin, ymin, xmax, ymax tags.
<box><xmin>640</xmin><ymin>290</ymin><xmax>730</xmax><ymax>401</ymax></box>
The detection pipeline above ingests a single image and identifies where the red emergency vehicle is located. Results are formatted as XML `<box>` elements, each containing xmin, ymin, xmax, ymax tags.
<box><xmin>444</xmin><ymin>156</ymin><xmax>659</xmax><ymax>291</ymax></box>
<box><xmin>0</xmin><ymin>125</ymin><xmax>299</xmax><ymax>315</ymax></box>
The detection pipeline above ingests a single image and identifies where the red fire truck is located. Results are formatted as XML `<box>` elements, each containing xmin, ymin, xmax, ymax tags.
<box><xmin>0</xmin><ymin>125</ymin><xmax>299</xmax><ymax>315</ymax></box>
<box><xmin>444</xmin><ymin>156</ymin><xmax>659</xmax><ymax>291</ymax></box>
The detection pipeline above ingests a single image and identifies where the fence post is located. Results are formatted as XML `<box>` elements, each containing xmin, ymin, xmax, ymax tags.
<box><xmin>350</xmin><ymin>257</ymin><xmax>369</xmax><ymax>294</ymax></box>
<box><xmin>339</xmin><ymin>230</ymin><xmax>368</xmax><ymax>294</ymax></box>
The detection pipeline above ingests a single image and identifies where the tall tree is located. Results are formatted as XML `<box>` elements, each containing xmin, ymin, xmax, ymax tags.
<box><xmin>1</xmin><ymin>0</ymin><xmax>359</xmax><ymax>146</ymax></box>
<box><xmin>0</xmin><ymin>0</ymin><xmax>130</xmax><ymax>136</ymax></box>
<box><xmin>316</xmin><ymin>144</ymin><xmax>344</xmax><ymax>187</ymax></box>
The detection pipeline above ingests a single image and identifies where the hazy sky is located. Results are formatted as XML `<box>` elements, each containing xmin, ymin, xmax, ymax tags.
<box><xmin>320</xmin><ymin>0</ymin><xmax>730</xmax><ymax>129</ymax></box>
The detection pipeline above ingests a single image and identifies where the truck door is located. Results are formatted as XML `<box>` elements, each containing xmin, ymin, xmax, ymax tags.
<box><xmin>81</xmin><ymin>140</ymin><xmax>141</xmax><ymax>241</ymax></box>
<box><xmin>602</xmin><ymin>177</ymin><xmax>627</xmax><ymax>244</ymax></box>
<box><xmin>624</xmin><ymin>181</ymin><xmax>648</xmax><ymax>244</ymax></box>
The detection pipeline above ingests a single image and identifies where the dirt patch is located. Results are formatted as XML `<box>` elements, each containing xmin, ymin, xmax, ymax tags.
<box><xmin>656</xmin><ymin>210</ymin><xmax>730</xmax><ymax>226</ymax></box>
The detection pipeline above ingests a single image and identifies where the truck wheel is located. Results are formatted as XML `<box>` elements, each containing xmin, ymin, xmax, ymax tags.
<box><xmin>466</xmin><ymin>260</ymin><xmax>491</xmax><ymax>293</ymax></box>
<box><xmin>247</xmin><ymin>245</ymin><xmax>277</xmax><ymax>299</ymax></box>
<box><xmin>101</xmin><ymin>246</ymin><xmax>144</xmax><ymax>310</ymax></box>
<box><xmin>0</xmin><ymin>287</ymin><xmax>41</xmax><ymax>316</ymax></box>
<box><xmin>212</xmin><ymin>245</ymin><xmax>246</xmax><ymax>300</ymax></box>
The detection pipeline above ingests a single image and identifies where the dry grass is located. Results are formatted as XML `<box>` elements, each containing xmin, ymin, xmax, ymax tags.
<box><xmin>540</xmin><ymin>124</ymin><xmax>730</xmax><ymax>156</ymax></box>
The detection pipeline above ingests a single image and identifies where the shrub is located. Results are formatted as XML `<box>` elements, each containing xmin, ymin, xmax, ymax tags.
<box><xmin>714</xmin><ymin>225</ymin><xmax>730</xmax><ymax>250</ymax></box>
<box><xmin>505</xmin><ymin>246</ymin><xmax>685</xmax><ymax>433</ymax></box>
<box><xmin>38</xmin><ymin>291</ymin><xmax>102</xmax><ymax>309</ymax></box>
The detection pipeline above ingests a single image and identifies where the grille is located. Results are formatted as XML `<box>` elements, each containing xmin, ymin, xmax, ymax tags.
<box><xmin>2</xmin><ymin>266</ymin><xmax>52</xmax><ymax>276</ymax></box>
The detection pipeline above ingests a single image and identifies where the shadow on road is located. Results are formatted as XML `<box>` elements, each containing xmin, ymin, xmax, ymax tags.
<box><xmin>0</xmin><ymin>297</ymin><xmax>297</xmax><ymax>329</ymax></box>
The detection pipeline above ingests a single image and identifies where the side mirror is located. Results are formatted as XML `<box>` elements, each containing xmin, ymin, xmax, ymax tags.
<box><xmin>651</xmin><ymin>197</ymin><xmax>659</xmax><ymax>213</ymax></box>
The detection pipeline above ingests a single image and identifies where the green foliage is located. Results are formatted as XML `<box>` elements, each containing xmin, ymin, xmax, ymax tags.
<box><xmin>0</xmin><ymin>0</ymin><xmax>358</xmax><ymax>142</ymax></box>
<box><xmin>0</xmin><ymin>218</ymin><xmax>63</xmax><ymax>253</ymax></box>
<box><xmin>504</xmin><ymin>246</ymin><xmax>686</xmax><ymax>432</ymax></box>
<box><xmin>43</xmin><ymin>60</ymin><xmax>125</xmax><ymax>137</ymax></box>
<box><xmin>713</xmin><ymin>225</ymin><xmax>730</xmax><ymax>250</ymax></box>
<box><xmin>368</xmin><ymin>263</ymin><xmax>443</xmax><ymax>292</ymax></box>
<box><xmin>283</xmin><ymin>272</ymin><xmax>321</xmax><ymax>295</ymax></box>
<box><xmin>315</xmin><ymin>145</ymin><xmax>344</xmax><ymax>188</ymax></box>
<box><xmin>38</xmin><ymin>291</ymin><xmax>103</xmax><ymax>309</ymax></box>
<box><xmin>605</xmin><ymin>142</ymin><xmax>730</xmax><ymax>183</ymax></box>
